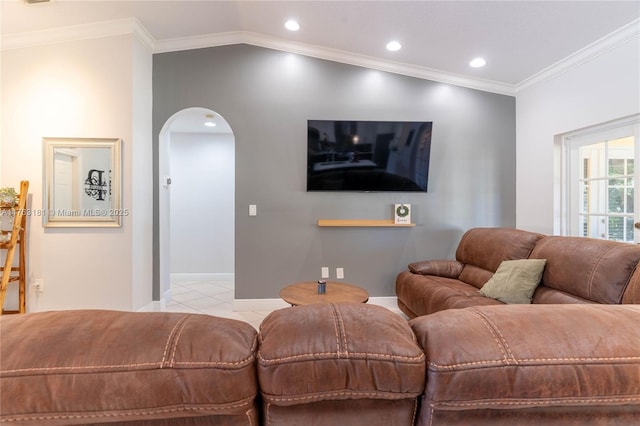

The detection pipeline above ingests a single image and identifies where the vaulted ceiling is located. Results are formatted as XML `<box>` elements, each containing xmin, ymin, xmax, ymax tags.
<box><xmin>2</xmin><ymin>0</ymin><xmax>639</xmax><ymax>95</ymax></box>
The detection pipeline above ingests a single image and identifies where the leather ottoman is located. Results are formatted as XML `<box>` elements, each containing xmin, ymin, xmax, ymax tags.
<box><xmin>0</xmin><ymin>310</ymin><xmax>259</xmax><ymax>425</ymax></box>
<box><xmin>257</xmin><ymin>303</ymin><xmax>425</xmax><ymax>426</ymax></box>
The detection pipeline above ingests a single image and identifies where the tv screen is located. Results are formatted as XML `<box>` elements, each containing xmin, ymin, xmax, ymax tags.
<box><xmin>307</xmin><ymin>120</ymin><xmax>432</xmax><ymax>192</ymax></box>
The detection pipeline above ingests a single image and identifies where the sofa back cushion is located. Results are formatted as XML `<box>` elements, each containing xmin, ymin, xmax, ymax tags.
<box><xmin>455</xmin><ymin>227</ymin><xmax>545</xmax><ymax>288</ymax></box>
<box><xmin>0</xmin><ymin>310</ymin><xmax>259</xmax><ymax>425</ymax></box>
<box><xmin>531</xmin><ymin>285</ymin><xmax>594</xmax><ymax>304</ymax></box>
<box><xmin>529</xmin><ymin>236</ymin><xmax>640</xmax><ymax>304</ymax></box>
<box><xmin>409</xmin><ymin>304</ymin><xmax>640</xmax><ymax>425</ymax></box>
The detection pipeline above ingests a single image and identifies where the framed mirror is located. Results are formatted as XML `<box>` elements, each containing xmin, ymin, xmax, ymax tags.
<box><xmin>43</xmin><ymin>137</ymin><xmax>123</xmax><ymax>227</ymax></box>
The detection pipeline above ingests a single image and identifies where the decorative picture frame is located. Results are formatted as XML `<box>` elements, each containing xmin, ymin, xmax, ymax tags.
<box><xmin>394</xmin><ymin>203</ymin><xmax>411</xmax><ymax>225</ymax></box>
<box><xmin>42</xmin><ymin>137</ymin><xmax>123</xmax><ymax>228</ymax></box>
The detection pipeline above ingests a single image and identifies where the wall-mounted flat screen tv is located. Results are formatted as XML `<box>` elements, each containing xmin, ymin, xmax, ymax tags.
<box><xmin>307</xmin><ymin>120</ymin><xmax>432</xmax><ymax>192</ymax></box>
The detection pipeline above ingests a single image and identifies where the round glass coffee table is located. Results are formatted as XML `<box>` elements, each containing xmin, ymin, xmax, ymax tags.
<box><xmin>279</xmin><ymin>281</ymin><xmax>369</xmax><ymax>306</ymax></box>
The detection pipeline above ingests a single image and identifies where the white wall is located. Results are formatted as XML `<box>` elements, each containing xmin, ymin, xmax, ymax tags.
<box><xmin>169</xmin><ymin>132</ymin><xmax>234</xmax><ymax>276</ymax></box>
<box><xmin>0</xmin><ymin>34</ymin><xmax>153</xmax><ymax>311</ymax></box>
<box><xmin>130</xmin><ymin>36</ymin><xmax>154</xmax><ymax>309</ymax></box>
<box><xmin>516</xmin><ymin>31</ymin><xmax>640</xmax><ymax>234</ymax></box>
<box><xmin>158</xmin><ymin>126</ymin><xmax>171</xmax><ymax>299</ymax></box>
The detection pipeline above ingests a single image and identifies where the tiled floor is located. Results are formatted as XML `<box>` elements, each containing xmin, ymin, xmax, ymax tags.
<box><xmin>163</xmin><ymin>278</ymin><xmax>406</xmax><ymax>330</ymax></box>
<box><xmin>163</xmin><ymin>279</ymin><xmax>271</xmax><ymax>330</ymax></box>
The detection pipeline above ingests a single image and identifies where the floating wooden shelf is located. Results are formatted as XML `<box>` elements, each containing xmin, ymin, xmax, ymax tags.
<box><xmin>317</xmin><ymin>219</ymin><xmax>415</xmax><ymax>227</ymax></box>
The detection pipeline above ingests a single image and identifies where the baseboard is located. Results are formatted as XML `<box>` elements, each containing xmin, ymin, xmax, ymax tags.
<box><xmin>138</xmin><ymin>300</ymin><xmax>165</xmax><ymax>312</ymax></box>
<box><xmin>233</xmin><ymin>296</ymin><xmax>398</xmax><ymax>311</ymax></box>
<box><xmin>138</xmin><ymin>288</ymin><xmax>172</xmax><ymax>312</ymax></box>
<box><xmin>368</xmin><ymin>296</ymin><xmax>399</xmax><ymax>309</ymax></box>
<box><xmin>233</xmin><ymin>298</ymin><xmax>290</xmax><ymax>311</ymax></box>
<box><xmin>171</xmin><ymin>273</ymin><xmax>234</xmax><ymax>282</ymax></box>
<box><xmin>163</xmin><ymin>287</ymin><xmax>172</xmax><ymax>302</ymax></box>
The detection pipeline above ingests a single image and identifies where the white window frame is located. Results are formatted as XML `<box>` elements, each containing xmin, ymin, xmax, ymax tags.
<box><xmin>560</xmin><ymin>114</ymin><xmax>640</xmax><ymax>241</ymax></box>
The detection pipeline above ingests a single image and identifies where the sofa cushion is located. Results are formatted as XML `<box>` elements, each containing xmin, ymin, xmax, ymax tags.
<box><xmin>409</xmin><ymin>304</ymin><xmax>640</xmax><ymax>424</ymax></box>
<box><xmin>396</xmin><ymin>271</ymin><xmax>502</xmax><ymax>318</ymax></box>
<box><xmin>531</xmin><ymin>285</ymin><xmax>594</xmax><ymax>304</ymax></box>
<box><xmin>257</xmin><ymin>303</ymin><xmax>425</xmax><ymax>406</ymax></box>
<box><xmin>530</xmin><ymin>236</ymin><xmax>640</xmax><ymax>304</ymax></box>
<box><xmin>455</xmin><ymin>227</ymin><xmax>544</xmax><ymax>279</ymax></box>
<box><xmin>0</xmin><ymin>310</ymin><xmax>259</xmax><ymax>425</ymax></box>
<box><xmin>262</xmin><ymin>399</ymin><xmax>419</xmax><ymax>426</ymax></box>
<box><xmin>478</xmin><ymin>259</ymin><xmax>546</xmax><ymax>304</ymax></box>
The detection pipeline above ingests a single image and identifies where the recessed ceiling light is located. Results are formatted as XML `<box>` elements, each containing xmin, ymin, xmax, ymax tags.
<box><xmin>469</xmin><ymin>57</ymin><xmax>487</xmax><ymax>68</ymax></box>
<box><xmin>386</xmin><ymin>40</ymin><xmax>402</xmax><ymax>52</ymax></box>
<box><xmin>285</xmin><ymin>19</ymin><xmax>300</xmax><ymax>31</ymax></box>
<box><xmin>204</xmin><ymin>114</ymin><xmax>216</xmax><ymax>127</ymax></box>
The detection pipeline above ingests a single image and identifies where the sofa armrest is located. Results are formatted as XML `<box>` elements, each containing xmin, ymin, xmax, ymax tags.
<box><xmin>408</xmin><ymin>259</ymin><xmax>464</xmax><ymax>278</ymax></box>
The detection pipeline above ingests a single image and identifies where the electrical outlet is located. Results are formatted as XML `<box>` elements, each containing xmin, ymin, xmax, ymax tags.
<box><xmin>32</xmin><ymin>278</ymin><xmax>44</xmax><ymax>293</ymax></box>
<box><xmin>336</xmin><ymin>268</ymin><xmax>344</xmax><ymax>279</ymax></box>
<box><xmin>321</xmin><ymin>267</ymin><xmax>329</xmax><ymax>279</ymax></box>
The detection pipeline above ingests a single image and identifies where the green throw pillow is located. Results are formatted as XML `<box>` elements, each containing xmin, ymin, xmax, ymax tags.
<box><xmin>479</xmin><ymin>259</ymin><xmax>547</xmax><ymax>304</ymax></box>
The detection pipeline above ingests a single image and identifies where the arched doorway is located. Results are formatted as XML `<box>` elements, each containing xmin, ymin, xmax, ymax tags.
<box><xmin>158</xmin><ymin>107</ymin><xmax>235</xmax><ymax>303</ymax></box>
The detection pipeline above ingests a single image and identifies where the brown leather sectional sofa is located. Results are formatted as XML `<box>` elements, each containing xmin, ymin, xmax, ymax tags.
<box><xmin>1</xmin><ymin>228</ymin><xmax>639</xmax><ymax>425</ymax></box>
<box><xmin>396</xmin><ymin>227</ymin><xmax>640</xmax><ymax>317</ymax></box>
<box><xmin>1</xmin><ymin>304</ymin><xmax>427</xmax><ymax>426</ymax></box>
<box><xmin>397</xmin><ymin>227</ymin><xmax>640</xmax><ymax>424</ymax></box>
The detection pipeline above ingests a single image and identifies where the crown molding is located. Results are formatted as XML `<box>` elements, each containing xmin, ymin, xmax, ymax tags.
<box><xmin>4</xmin><ymin>17</ymin><xmax>637</xmax><ymax>97</ymax></box>
<box><xmin>238</xmin><ymin>32</ymin><xmax>516</xmax><ymax>96</ymax></box>
<box><xmin>153</xmin><ymin>31</ymin><xmax>244</xmax><ymax>53</ymax></box>
<box><xmin>155</xmin><ymin>30</ymin><xmax>515</xmax><ymax>96</ymax></box>
<box><xmin>1</xmin><ymin>18</ymin><xmax>154</xmax><ymax>51</ymax></box>
<box><xmin>516</xmin><ymin>18</ymin><xmax>640</xmax><ymax>93</ymax></box>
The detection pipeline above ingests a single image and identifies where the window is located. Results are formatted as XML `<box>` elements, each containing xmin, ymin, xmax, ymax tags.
<box><xmin>563</xmin><ymin>116</ymin><xmax>639</xmax><ymax>242</ymax></box>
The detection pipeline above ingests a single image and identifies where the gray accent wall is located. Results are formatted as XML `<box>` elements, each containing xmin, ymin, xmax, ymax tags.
<box><xmin>152</xmin><ymin>44</ymin><xmax>515</xmax><ymax>299</ymax></box>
